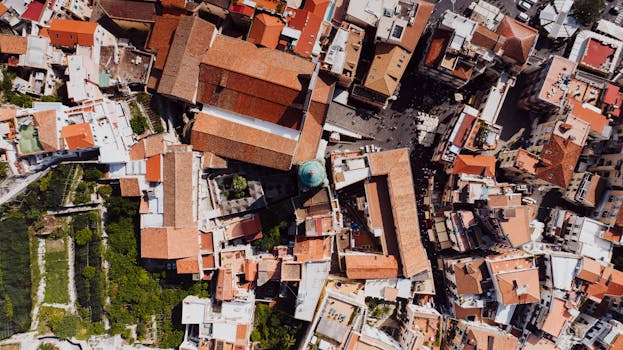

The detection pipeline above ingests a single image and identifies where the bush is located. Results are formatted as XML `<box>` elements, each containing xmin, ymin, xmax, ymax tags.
<box><xmin>75</xmin><ymin>227</ymin><xmax>92</xmax><ymax>246</ymax></box>
<box><xmin>41</xmin><ymin>95</ymin><xmax>61</xmax><ymax>102</ymax></box>
<box><xmin>154</xmin><ymin>125</ymin><xmax>165</xmax><ymax>133</ymax></box>
<box><xmin>0</xmin><ymin>161</ymin><xmax>8</xmax><ymax>181</ymax></box>
<box><xmin>252</xmin><ymin>304</ymin><xmax>303</xmax><ymax>349</ymax></box>
<box><xmin>129</xmin><ymin>102</ymin><xmax>148</xmax><ymax>135</ymax></box>
<box><xmin>83</xmin><ymin>168</ymin><xmax>103</xmax><ymax>181</ymax></box>
<box><xmin>97</xmin><ymin>185</ymin><xmax>112</xmax><ymax>197</ymax></box>
<box><xmin>82</xmin><ymin>266</ymin><xmax>96</xmax><ymax>280</ymax></box>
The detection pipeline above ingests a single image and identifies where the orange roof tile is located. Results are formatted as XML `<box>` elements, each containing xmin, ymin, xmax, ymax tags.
<box><xmin>0</xmin><ymin>3</ymin><xmax>7</xmax><ymax>16</ymax></box>
<box><xmin>176</xmin><ymin>256</ymin><xmax>200</xmax><ymax>274</ymax></box>
<box><xmin>367</xmin><ymin>149</ymin><xmax>430</xmax><ymax>278</ymax></box>
<box><xmin>568</xmin><ymin>99</ymin><xmax>609</xmax><ymax>135</ymax></box>
<box><xmin>0</xmin><ymin>107</ymin><xmax>17</xmax><ymax>122</ymax></box>
<box><xmin>499</xmin><ymin>206</ymin><xmax>532</xmax><ymax>247</ymax></box>
<box><xmin>454</xmin><ymin>259</ymin><xmax>487</xmax><ymax>295</ymax></box>
<box><xmin>61</xmin><ymin>123</ymin><xmax>95</xmax><ymax>150</ymax></box>
<box><xmin>225</xmin><ymin>215</ymin><xmax>263</xmax><ymax>240</ymax></box>
<box><xmin>140</xmin><ymin>227</ymin><xmax>198</xmax><ymax>260</ymax></box>
<box><xmin>465</xmin><ymin>324</ymin><xmax>519</xmax><ymax>349</ymax></box>
<box><xmin>32</xmin><ymin>110</ymin><xmax>60</xmax><ymax>152</ymax></box>
<box><xmin>541</xmin><ymin>298</ymin><xmax>574</xmax><ymax>337</ymax></box>
<box><xmin>495</xmin><ymin>268</ymin><xmax>540</xmax><ymax>305</ymax></box>
<box><xmin>119</xmin><ymin>177</ymin><xmax>141</xmax><ymax>197</ymax></box>
<box><xmin>248</xmin><ymin>13</ymin><xmax>284</xmax><ymax>49</ymax></box>
<box><xmin>586</xmin><ymin>266</ymin><xmax>623</xmax><ymax>302</ymax></box>
<box><xmin>146</xmin><ymin>16</ymin><xmax>180</xmax><ymax>70</ymax></box>
<box><xmin>215</xmin><ymin>268</ymin><xmax>234</xmax><ymax>301</ymax></box>
<box><xmin>190</xmin><ymin>112</ymin><xmax>298</xmax><ymax>171</ymax></box>
<box><xmin>576</xmin><ymin>257</ymin><xmax>602</xmax><ymax>283</ymax></box>
<box><xmin>200</xmin><ymin>232</ymin><xmax>214</xmax><ymax>252</ymax></box>
<box><xmin>157</xmin><ymin>15</ymin><xmax>216</xmax><ymax>103</ymax></box>
<box><xmin>144</xmin><ymin>134</ymin><xmax>166</xmax><ymax>157</ymax></box>
<box><xmin>397</xmin><ymin>0</ymin><xmax>434</xmax><ymax>52</ymax></box>
<box><xmin>244</xmin><ymin>259</ymin><xmax>258</xmax><ymax>281</ymax></box>
<box><xmin>145</xmin><ymin>154</ymin><xmax>161</xmax><ymax>182</ymax></box>
<box><xmin>495</xmin><ymin>16</ymin><xmax>538</xmax><ymax>64</ymax></box>
<box><xmin>345</xmin><ymin>254</ymin><xmax>399</xmax><ymax>279</ymax></box>
<box><xmin>163</xmin><ymin>146</ymin><xmax>195</xmax><ymax>228</ymax></box>
<box><xmin>0</xmin><ymin>35</ymin><xmax>27</xmax><ymax>55</ymax></box>
<box><xmin>472</xmin><ymin>25</ymin><xmax>499</xmax><ymax>50</ymax></box>
<box><xmin>48</xmin><ymin>19</ymin><xmax>98</xmax><ymax>46</ymax></box>
<box><xmin>536</xmin><ymin>135</ymin><xmax>582</xmax><ymax>188</ymax></box>
<box><xmin>293</xmin><ymin>235</ymin><xmax>331</xmax><ymax>262</ymax></box>
<box><xmin>452</xmin><ymin>154</ymin><xmax>496</xmax><ymax>178</ymax></box>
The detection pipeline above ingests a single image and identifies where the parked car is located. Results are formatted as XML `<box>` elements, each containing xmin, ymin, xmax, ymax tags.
<box><xmin>611</xmin><ymin>6</ymin><xmax>621</xmax><ymax>15</ymax></box>
<box><xmin>516</xmin><ymin>12</ymin><xmax>530</xmax><ymax>22</ymax></box>
<box><xmin>518</xmin><ymin>1</ymin><xmax>532</xmax><ymax>11</ymax></box>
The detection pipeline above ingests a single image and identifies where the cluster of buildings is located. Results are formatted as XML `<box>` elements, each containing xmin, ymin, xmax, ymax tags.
<box><xmin>1</xmin><ymin>0</ymin><xmax>623</xmax><ymax>349</ymax></box>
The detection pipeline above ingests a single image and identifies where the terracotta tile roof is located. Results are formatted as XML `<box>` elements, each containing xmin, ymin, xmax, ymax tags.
<box><xmin>197</xmin><ymin>35</ymin><xmax>315</xmax><ymax>128</ymax></box>
<box><xmin>586</xmin><ymin>265</ymin><xmax>623</xmax><ymax>302</ymax></box>
<box><xmin>523</xmin><ymin>335</ymin><xmax>559</xmax><ymax>350</ymax></box>
<box><xmin>225</xmin><ymin>215</ymin><xmax>262</xmax><ymax>240</ymax></box>
<box><xmin>32</xmin><ymin>110</ymin><xmax>60</xmax><ymax>152</ymax></box>
<box><xmin>257</xmin><ymin>258</ymin><xmax>281</xmax><ymax>285</ymax></box>
<box><xmin>145</xmin><ymin>154</ymin><xmax>161</xmax><ymax>182</ymax></box>
<box><xmin>157</xmin><ymin>15</ymin><xmax>216</xmax><ymax>103</ymax></box>
<box><xmin>163</xmin><ymin>146</ymin><xmax>195</xmax><ymax>228</ymax></box>
<box><xmin>215</xmin><ymin>268</ymin><xmax>234</xmax><ymax>301</ymax></box>
<box><xmin>200</xmin><ymin>232</ymin><xmax>213</xmax><ymax>252</ymax></box>
<box><xmin>499</xmin><ymin>206</ymin><xmax>532</xmax><ymax>247</ymax></box>
<box><xmin>248</xmin><ymin>13</ymin><xmax>284</xmax><ymax>49</ymax></box>
<box><xmin>128</xmin><ymin>141</ymin><xmax>146</xmax><ymax>160</ymax></box>
<box><xmin>536</xmin><ymin>135</ymin><xmax>582</xmax><ymax>188</ymax></box>
<box><xmin>61</xmin><ymin>123</ymin><xmax>95</xmax><ymax>150</ymax></box>
<box><xmin>119</xmin><ymin>177</ymin><xmax>141</xmax><ymax>197</ymax></box>
<box><xmin>541</xmin><ymin>298</ymin><xmax>574</xmax><ymax>337</ymax></box>
<box><xmin>99</xmin><ymin>0</ymin><xmax>156</xmax><ymax>22</ymax></box>
<box><xmin>344</xmin><ymin>254</ymin><xmax>399</xmax><ymax>279</ymax></box>
<box><xmin>176</xmin><ymin>256</ymin><xmax>200</xmax><ymax>274</ymax></box>
<box><xmin>0</xmin><ymin>3</ymin><xmax>7</xmax><ymax>16</ymax></box>
<box><xmin>397</xmin><ymin>0</ymin><xmax>434</xmax><ymax>52</ymax></box>
<box><xmin>244</xmin><ymin>259</ymin><xmax>258</xmax><ymax>281</ymax></box>
<box><xmin>140</xmin><ymin>227</ymin><xmax>198</xmax><ymax>259</ymax></box>
<box><xmin>363</xmin><ymin>43</ymin><xmax>412</xmax><ymax>98</ymax></box>
<box><xmin>290</xmin><ymin>9</ymin><xmax>322</xmax><ymax>58</ymax></box>
<box><xmin>202</xmin><ymin>255</ymin><xmax>215</xmax><ymax>269</ymax></box>
<box><xmin>454</xmin><ymin>259</ymin><xmax>488</xmax><ymax>295</ymax></box>
<box><xmin>162</xmin><ymin>0</ymin><xmax>186</xmax><ymax>9</ymax></box>
<box><xmin>48</xmin><ymin>19</ymin><xmax>98</xmax><ymax>46</ymax></box>
<box><xmin>495</xmin><ymin>268</ymin><xmax>540</xmax><ymax>305</ymax></box>
<box><xmin>293</xmin><ymin>235</ymin><xmax>331</xmax><ymax>262</ymax></box>
<box><xmin>367</xmin><ymin>149</ymin><xmax>430</xmax><ymax>278</ymax></box>
<box><xmin>293</xmin><ymin>99</ymin><xmax>330</xmax><ymax>163</ymax></box>
<box><xmin>465</xmin><ymin>323</ymin><xmax>519</xmax><ymax>350</ymax></box>
<box><xmin>202</xmin><ymin>151</ymin><xmax>228</xmax><ymax>169</ymax></box>
<box><xmin>488</xmin><ymin>194</ymin><xmax>522</xmax><ymax>207</ymax></box>
<box><xmin>495</xmin><ymin>16</ymin><xmax>538</xmax><ymax>64</ymax></box>
<box><xmin>581</xmin><ymin>38</ymin><xmax>616</xmax><ymax>72</ymax></box>
<box><xmin>146</xmin><ymin>16</ymin><xmax>180</xmax><ymax>70</ymax></box>
<box><xmin>190</xmin><ymin>112</ymin><xmax>298</xmax><ymax>171</ymax></box>
<box><xmin>424</xmin><ymin>28</ymin><xmax>452</xmax><ymax>68</ymax></box>
<box><xmin>568</xmin><ymin>99</ymin><xmax>609</xmax><ymax>135</ymax></box>
<box><xmin>0</xmin><ymin>107</ymin><xmax>17</xmax><ymax>121</ymax></box>
<box><xmin>453</xmin><ymin>303</ymin><xmax>482</xmax><ymax>321</ymax></box>
<box><xmin>0</xmin><ymin>35</ymin><xmax>27</xmax><ymax>55</ymax></box>
<box><xmin>452</xmin><ymin>154</ymin><xmax>496</xmax><ymax>178</ymax></box>
<box><xmin>472</xmin><ymin>25</ymin><xmax>499</xmax><ymax>50</ymax></box>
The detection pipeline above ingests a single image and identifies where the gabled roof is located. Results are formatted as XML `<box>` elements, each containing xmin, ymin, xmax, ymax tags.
<box><xmin>215</xmin><ymin>268</ymin><xmax>234</xmax><ymax>301</ymax></box>
<box><xmin>176</xmin><ymin>256</ymin><xmax>200</xmax><ymax>274</ymax></box>
<box><xmin>32</xmin><ymin>110</ymin><xmax>60</xmax><ymax>152</ymax></box>
<box><xmin>61</xmin><ymin>123</ymin><xmax>95</xmax><ymax>150</ymax></box>
<box><xmin>140</xmin><ymin>227</ymin><xmax>198</xmax><ymax>259</ymax></box>
<box><xmin>119</xmin><ymin>177</ymin><xmax>141</xmax><ymax>197</ymax></box>
<box><xmin>495</xmin><ymin>16</ymin><xmax>538</xmax><ymax>64</ymax></box>
<box><xmin>499</xmin><ymin>206</ymin><xmax>533</xmax><ymax>247</ymax></box>
<box><xmin>535</xmin><ymin>135</ymin><xmax>583</xmax><ymax>188</ymax></box>
<box><xmin>98</xmin><ymin>0</ymin><xmax>156</xmax><ymax>22</ymax></box>
<box><xmin>21</xmin><ymin>1</ymin><xmax>44</xmax><ymax>22</ymax></box>
<box><xmin>293</xmin><ymin>235</ymin><xmax>331</xmax><ymax>262</ymax></box>
<box><xmin>495</xmin><ymin>268</ymin><xmax>540</xmax><ymax>305</ymax></box>
<box><xmin>163</xmin><ymin>145</ymin><xmax>195</xmax><ymax>228</ymax></box>
<box><xmin>585</xmin><ymin>265</ymin><xmax>623</xmax><ymax>302</ymax></box>
<box><xmin>452</xmin><ymin>154</ymin><xmax>496</xmax><ymax>178</ymax></box>
<box><xmin>190</xmin><ymin>112</ymin><xmax>298</xmax><ymax>171</ymax></box>
<box><xmin>454</xmin><ymin>259</ymin><xmax>488</xmax><ymax>295</ymax></box>
<box><xmin>464</xmin><ymin>323</ymin><xmax>519</xmax><ymax>349</ymax></box>
<box><xmin>49</xmin><ymin>19</ymin><xmax>98</xmax><ymax>35</ymax></box>
<box><xmin>146</xmin><ymin>16</ymin><xmax>180</xmax><ymax>70</ymax></box>
<box><xmin>576</xmin><ymin>256</ymin><xmax>602</xmax><ymax>283</ymax></box>
<box><xmin>248</xmin><ymin>13</ymin><xmax>284</xmax><ymax>49</ymax></box>
<box><xmin>345</xmin><ymin>254</ymin><xmax>399</xmax><ymax>280</ymax></box>
<box><xmin>145</xmin><ymin>154</ymin><xmax>161</xmax><ymax>182</ymax></box>
<box><xmin>363</xmin><ymin>43</ymin><xmax>411</xmax><ymax>98</ymax></box>
<box><xmin>398</xmin><ymin>0</ymin><xmax>435</xmax><ymax>52</ymax></box>
<box><xmin>367</xmin><ymin>149</ymin><xmax>430</xmax><ymax>278</ymax></box>
<box><xmin>0</xmin><ymin>34</ymin><xmax>27</xmax><ymax>55</ymax></box>
<box><xmin>157</xmin><ymin>15</ymin><xmax>216</xmax><ymax>103</ymax></box>
<box><xmin>541</xmin><ymin>298</ymin><xmax>574</xmax><ymax>337</ymax></box>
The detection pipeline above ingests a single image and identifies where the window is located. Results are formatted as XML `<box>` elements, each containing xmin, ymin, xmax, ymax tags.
<box><xmin>69</xmin><ymin>34</ymin><xmax>73</xmax><ymax>39</ymax></box>
<box><xmin>55</xmin><ymin>33</ymin><xmax>59</xmax><ymax>39</ymax></box>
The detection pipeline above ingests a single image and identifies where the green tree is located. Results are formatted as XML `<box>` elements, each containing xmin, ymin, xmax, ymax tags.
<box><xmin>41</xmin><ymin>95</ymin><xmax>62</xmax><ymax>102</ymax></box>
<box><xmin>573</xmin><ymin>0</ymin><xmax>605</xmax><ymax>24</ymax></box>
<box><xmin>97</xmin><ymin>185</ymin><xmax>112</xmax><ymax>197</ymax></box>
<box><xmin>232</xmin><ymin>174</ymin><xmax>248</xmax><ymax>193</ymax></box>
<box><xmin>0</xmin><ymin>161</ymin><xmax>8</xmax><ymax>181</ymax></box>
<box><xmin>82</xmin><ymin>266</ymin><xmax>96</xmax><ymax>279</ymax></box>
<box><xmin>83</xmin><ymin>168</ymin><xmax>103</xmax><ymax>181</ymax></box>
<box><xmin>75</xmin><ymin>227</ymin><xmax>93</xmax><ymax>246</ymax></box>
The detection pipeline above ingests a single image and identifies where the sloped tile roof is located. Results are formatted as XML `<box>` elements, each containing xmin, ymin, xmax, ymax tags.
<box><xmin>140</xmin><ymin>227</ymin><xmax>198</xmax><ymax>259</ymax></box>
<box><xmin>32</xmin><ymin>110</ymin><xmax>60</xmax><ymax>152</ymax></box>
<box><xmin>495</xmin><ymin>268</ymin><xmax>540</xmax><ymax>305</ymax></box>
<box><xmin>293</xmin><ymin>235</ymin><xmax>331</xmax><ymax>262</ymax></box>
<box><xmin>495</xmin><ymin>16</ymin><xmax>538</xmax><ymax>64</ymax></box>
<box><xmin>248</xmin><ymin>13</ymin><xmax>284</xmax><ymax>49</ymax></box>
<box><xmin>452</xmin><ymin>154</ymin><xmax>496</xmax><ymax>178</ymax></box>
<box><xmin>454</xmin><ymin>259</ymin><xmax>488</xmax><ymax>295</ymax></box>
<box><xmin>61</xmin><ymin>123</ymin><xmax>95</xmax><ymax>150</ymax></box>
<box><xmin>0</xmin><ymin>35</ymin><xmax>27</xmax><ymax>55</ymax></box>
<box><xmin>119</xmin><ymin>177</ymin><xmax>141</xmax><ymax>197</ymax></box>
<box><xmin>146</xmin><ymin>16</ymin><xmax>180</xmax><ymax>70</ymax></box>
<box><xmin>176</xmin><ymin>256</ymin><xmax>200</xmax><ymax>274</ymax></box>
<box><xmin>344</xmin><ymin>254</ymin><xmax>398</xmax><ymax>279</ymax></box>
<box><xmin>536</xmin><ymin>135</ymin><xmax>583</xmax><ymax>188</ymax></box>
<box><xmin>163</xmin><ymin>145</ymin><xmax>195</xmax><ymax>228</ymax></box>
